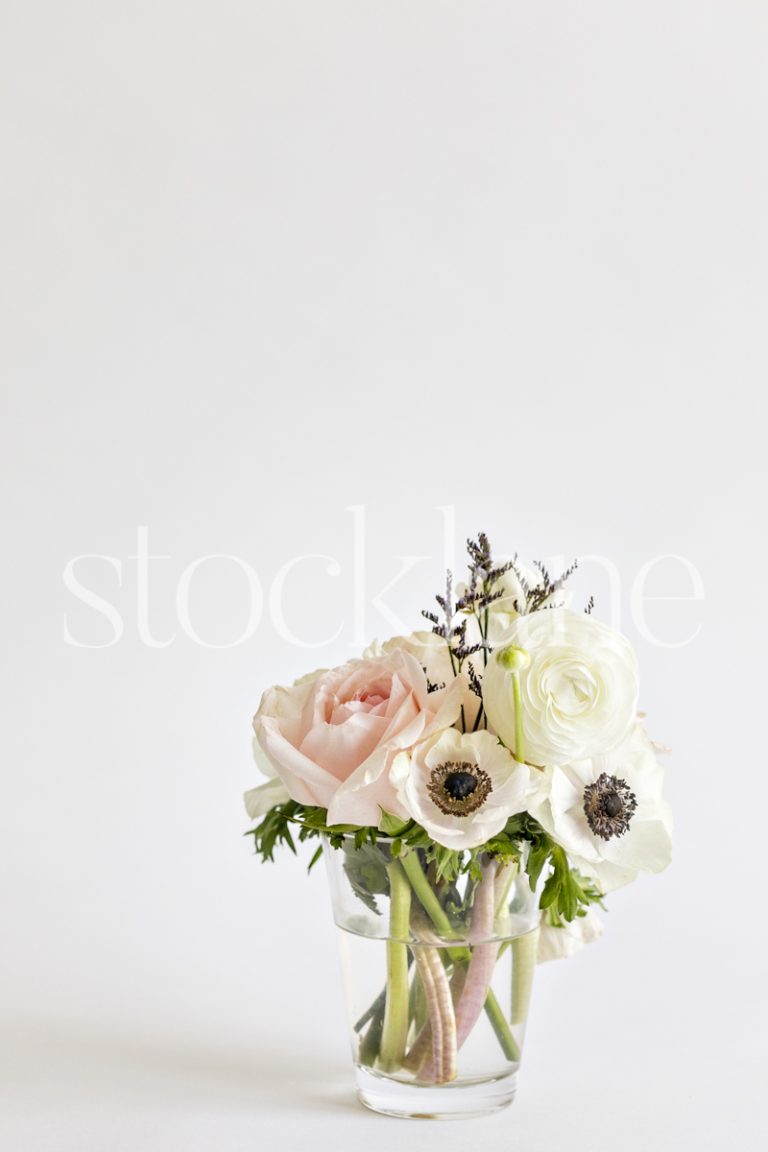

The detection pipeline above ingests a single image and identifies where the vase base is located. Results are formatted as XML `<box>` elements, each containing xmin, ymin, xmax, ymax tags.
<box><xmin>354</xmin><ymin>1065</ymin><xmax>518</xmax><ymax>1120</ymax></box>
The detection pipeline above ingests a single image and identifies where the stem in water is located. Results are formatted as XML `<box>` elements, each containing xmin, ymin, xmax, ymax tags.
<box><xmin>454</xmin><ymin>858</ymin><xmax>499</xmax><ymax>1052</ymax></box>
<box><xmin>379</xmin><ymin>861</ymin><xmax>412</xmax><ymax>1072</ymax></box>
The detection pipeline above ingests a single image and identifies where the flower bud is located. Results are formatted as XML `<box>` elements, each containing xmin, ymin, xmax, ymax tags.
<box><xmin>497</xmin><ymin>645</ymin><xmax>531</xmax><ymax>672</ymax></box>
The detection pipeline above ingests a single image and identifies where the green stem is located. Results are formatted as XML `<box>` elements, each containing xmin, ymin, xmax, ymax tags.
<box><xmin>359</xmin><ymin>1002</ymin><xmax>385</xmax><ymax>1067</ymax></box>
<box><xmin>354</xmin><ymin>952</ymin><xmax>413</xmax><ymax>1033</ymax></box>
<box><xmin>494</xmin><ymin>862</ymin><xmax>518</xmax><ymax>927</ymax></box>
<box><xmin>400</xmin><ymin>850</ymin><xmax>468</xmax><ymax>962</ymax></box>
<box><xmin>482</xmin><ymin>607</ymin><xmax>489</xmax><ymax>667</ymax></box>
<box><xmin>511</xmin><ymin>670</ymin><xmax>525</xmax><ymax>762</ymax></box>
<box><xmin>484</xmin><ymin>988</ymin><xmax>521</xmax><ymax>1062</ymax></box>
<box><xmin>379</xmin><ymin>861</ymin><xmax>412</xmax><ymax>1071</ymax></box>
<box><xmin>400</xmin><ymin>852</ymin><xmax>453</xmax><ymax>937</ymax></box>
<box><xmin>511</xmin><ymin>928</ymin><xmax>539</xmax><ymax>1026</ymax></box>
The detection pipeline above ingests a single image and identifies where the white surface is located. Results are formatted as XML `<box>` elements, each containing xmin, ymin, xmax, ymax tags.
<box><xmin>1</xmin><ymin>2</ymin><xmax>766</xmax><ymax>1149</ymax></box>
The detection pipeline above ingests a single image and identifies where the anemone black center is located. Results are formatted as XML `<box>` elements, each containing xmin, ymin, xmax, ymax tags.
<box><xmin>427</xmin><ymin>760</ymin><xmax>492</xmax><ymax>817</ymax></box>
<box><xmin>583</xmin><ymin>771</ymin><xmax>638</xmax><ymax>841</ymax></box>
<box><xmin>602</xmin><ymin>792</ymin><xmax>623</xmax><ymax>818</ymax></box>
<box><xmin>443</xmin><ymin>771</ymin><xmax>478</xmax><ymax>801</ymax></box>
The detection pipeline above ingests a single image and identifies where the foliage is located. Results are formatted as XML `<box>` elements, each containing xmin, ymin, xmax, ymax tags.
<box><xmin>245</xmin><ymin>802</ymin><xmax>604</xmax><ymax>924</ymax></box>
<box><xmin>341</xmin><ymin>840</ymin><xmax>390</xmax><ymax>915</ymax></box>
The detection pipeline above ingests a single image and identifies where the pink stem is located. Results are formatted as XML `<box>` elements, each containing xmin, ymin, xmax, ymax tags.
<box><xmin>404</xmin><ymin>964</ymin><xmax>466</xmax><ymax>1075</ymax></box>
<box><xmin>411</xmin><ymin>947</ymin><xmax>444</xmax><ymax>1082</ymax></box>
<box><xmin>418</xmin><ymin>860</ymin><xmax>498</xmax><ymax>1081</ymax></box>
<box><xmin>425</xmin><ymin>947</ymin><xmax>457</xmax><ymax>1082</ymax></box>
<box><xmin>454</xmin><ymin>859</ymin><xmax>498</xmax><ymax>1052</ymax></box>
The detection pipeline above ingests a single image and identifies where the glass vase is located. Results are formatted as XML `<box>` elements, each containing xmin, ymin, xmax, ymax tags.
<box><xmin>322</xmin><ymin>835</ymin><xmax>540</xmax><ymax>1119</ymax></box>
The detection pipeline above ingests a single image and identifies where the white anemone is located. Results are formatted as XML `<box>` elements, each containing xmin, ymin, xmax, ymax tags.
<box><xmin>528</xmin><ymin>725</ymin><xmax>673</xmax><ymax>892</ymax></box>
<box><xmin>390</xmin><ymin>728</ymin><xmax>531</xmax><ymax>851</ymax></box>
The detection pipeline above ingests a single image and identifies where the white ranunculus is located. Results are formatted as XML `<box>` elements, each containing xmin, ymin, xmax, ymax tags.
<box><xmin>528</xmin><ymin>725</ymin><xmax>673</xmax><ymax>892</ymax></box>
<box><xmin>390</xmin><ymin>728</ymin><xmax>532</xmax><ymax>851</ymax></box>
<box><xmin>537</xmin><ymin>907</ymin><xmax>604</xmax><ymax>963</ymax></box>
<box><xmin>482</xmin><ymin>608</ymin><xmax>639</xmax><ymax>765</ymax></box>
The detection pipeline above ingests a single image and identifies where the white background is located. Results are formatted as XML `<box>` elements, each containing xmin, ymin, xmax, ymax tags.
<box><xmin>1</xmin><ymin>2</ymin><xmax>766</xmax><ymax>1150</ymax></box>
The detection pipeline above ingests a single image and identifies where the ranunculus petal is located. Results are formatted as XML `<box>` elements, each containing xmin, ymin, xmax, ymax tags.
<box><xmin>483</xmin><ymin>609</ymin><xmax>639</xmax><ymax>765</ymax></box>
<box><xmin>257</xmin><ymin>716</ymin><xmax>342</xmax><ymax>806</ymax></box>
<box><xmin>368</xmin><ymin>631</ymin><xmax>482</xmax><ymax>728</ymax></box>
<box><xmin>299</xmin><ymin>711</ymin><xmax>390</xmax><ymax>777</ymax></box>
<box><xmin>252</xmin><ymin>649</ymin><xmax>466</xmax><ymax>828</ymax></box>
<box><xmin>326</xmin><ymin>747</ymin><xmax>410</xmax><ymax>827</ymax></box>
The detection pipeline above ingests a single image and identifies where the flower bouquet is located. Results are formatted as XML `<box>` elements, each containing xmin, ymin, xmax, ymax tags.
<box><xmin>246</xmin><ymin>534</ymin><xmax>672</xmax><ymax>1119</ymax></box>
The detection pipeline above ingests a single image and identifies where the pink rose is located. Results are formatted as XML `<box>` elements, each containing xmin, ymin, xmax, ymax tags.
<box><xmin>253</xmin><ymin>650</ymin><xmax>465</xmax><ymax>827</ymax></box>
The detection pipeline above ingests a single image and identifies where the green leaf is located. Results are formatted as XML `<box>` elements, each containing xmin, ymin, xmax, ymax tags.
<box><xmin>342</xmin><ymin>841</ymin><xmax>390</xmax><ymax>915</ymax></box>
<box><xmin>379</xmin><ymin>810</ymin><xmax>412</xmax><ymax>836</ymax></box>
<box><xmin>539</xmin><ymin>877</ymin><xmax>558</xmax><ymax>909</ymax></box>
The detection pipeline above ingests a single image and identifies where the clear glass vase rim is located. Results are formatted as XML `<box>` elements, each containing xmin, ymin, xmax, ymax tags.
<box><xmin>320</xmin><ymin>831</ymin><xmax>520</xmax><ymax>856</ymax></box>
